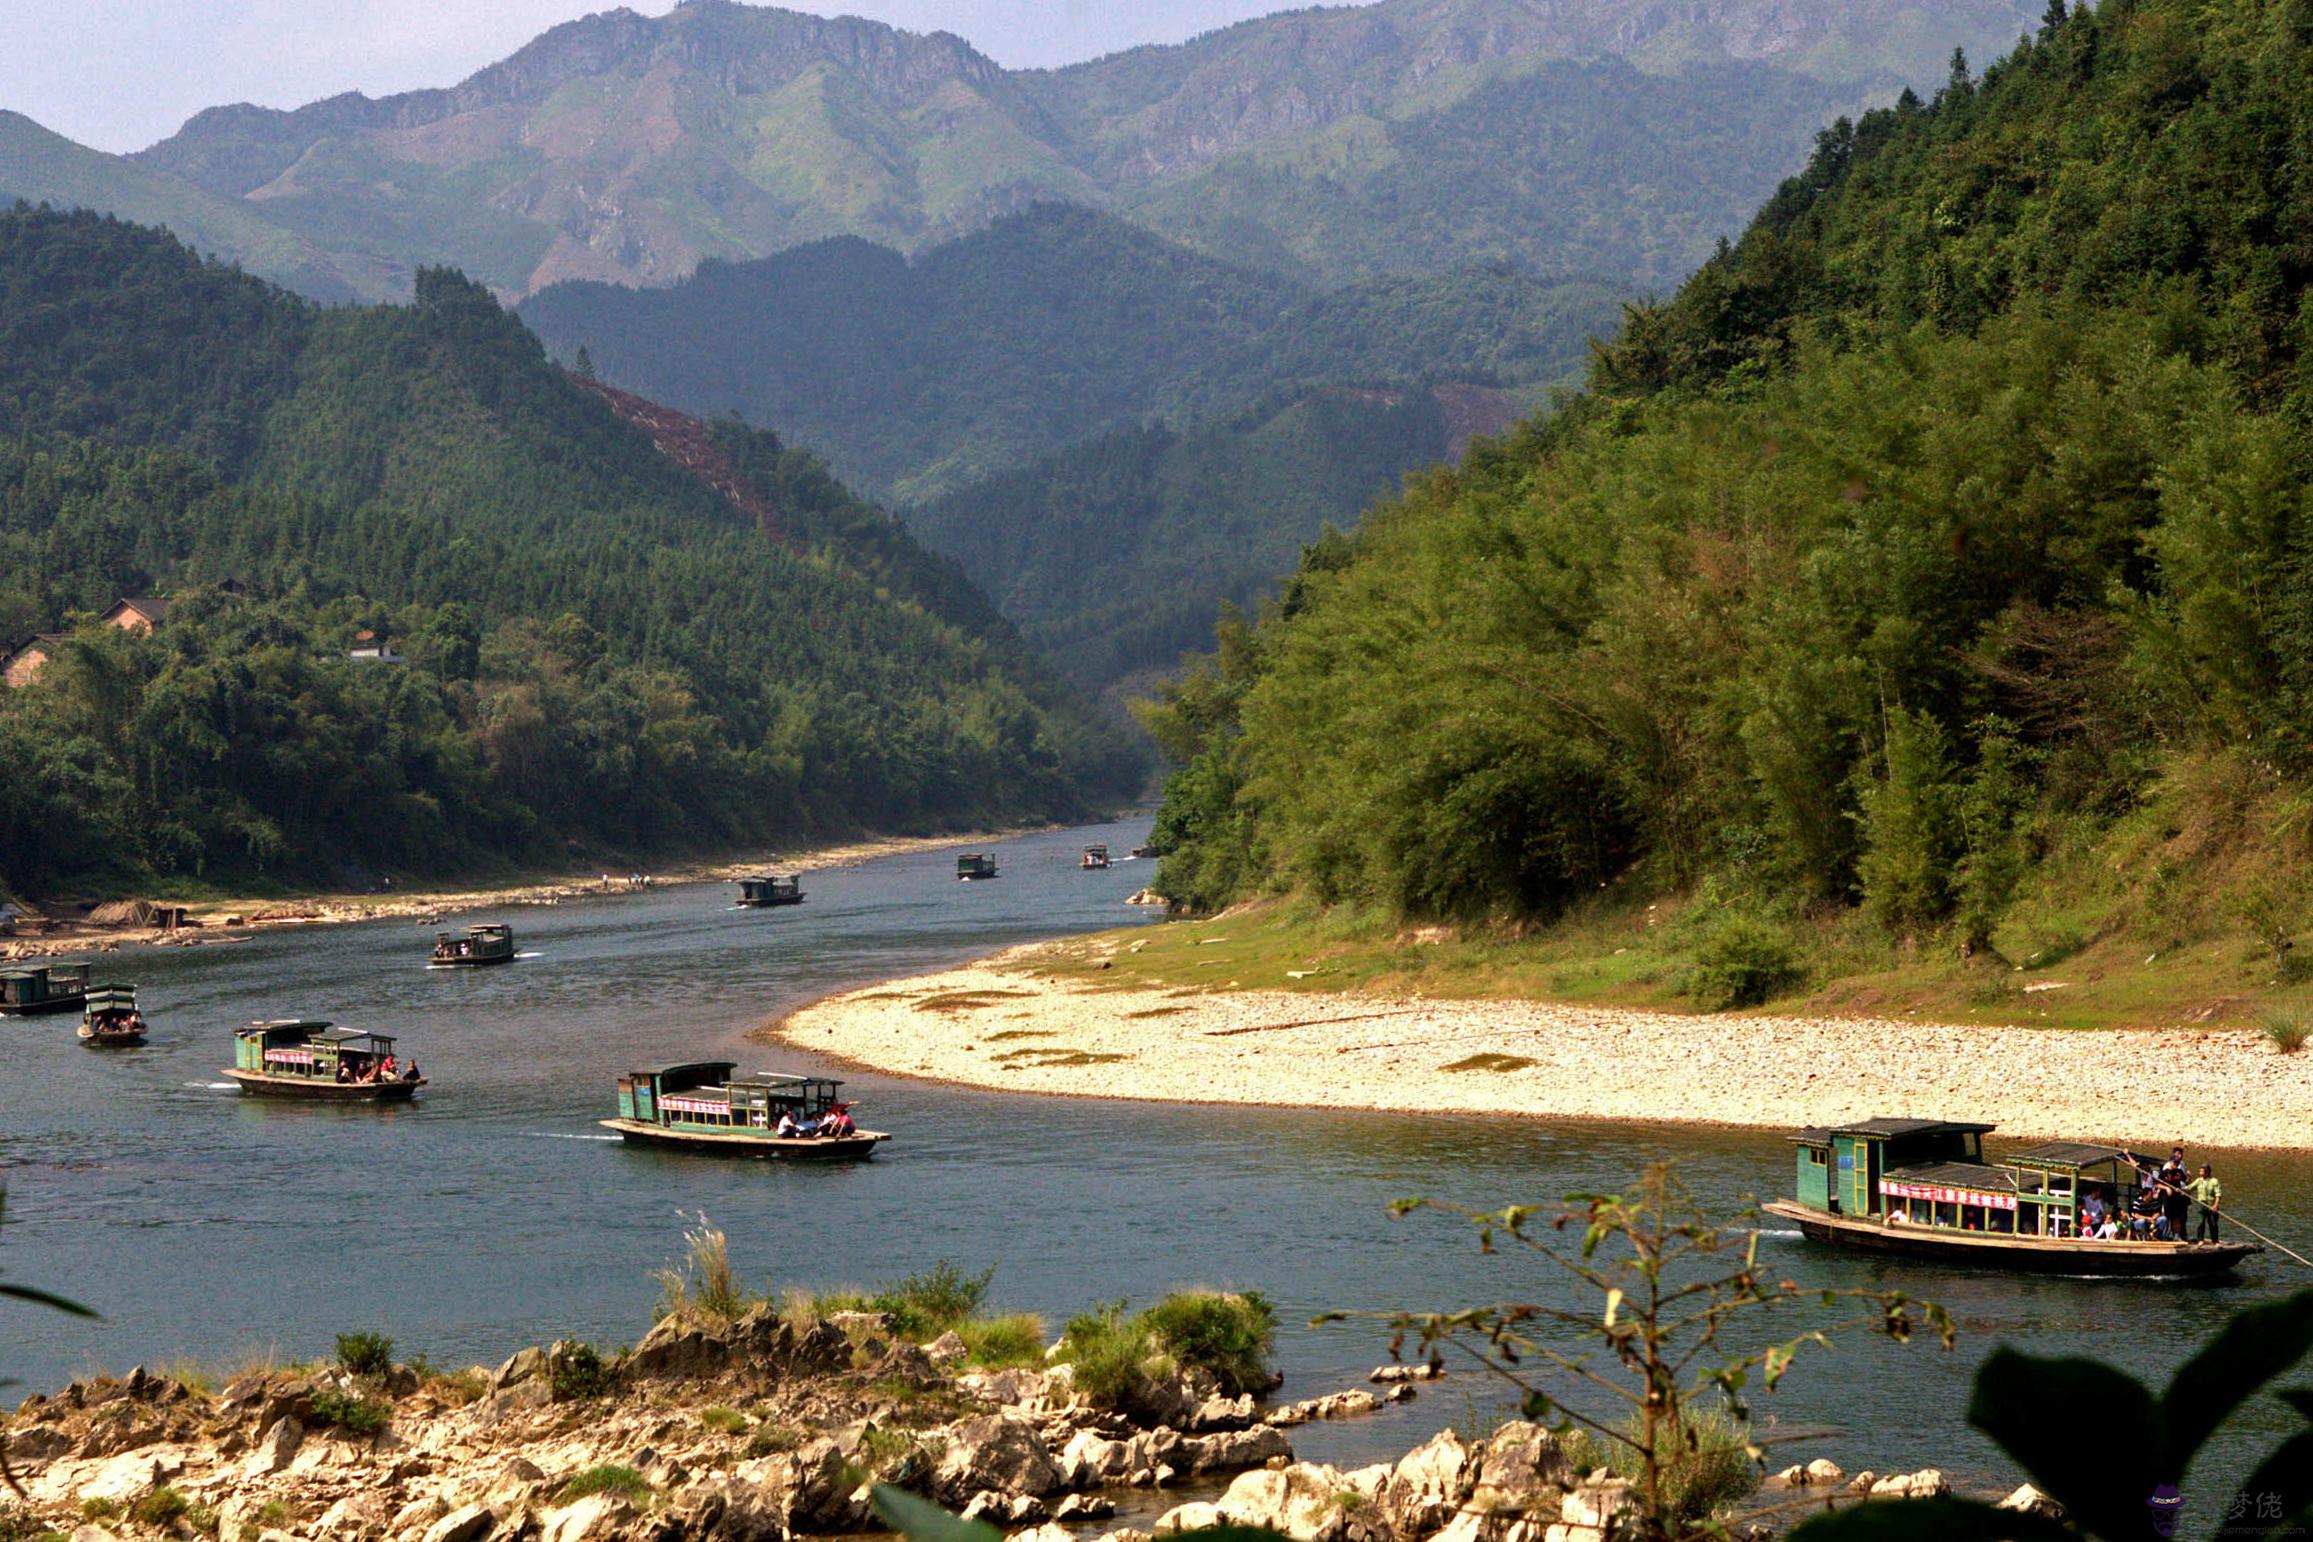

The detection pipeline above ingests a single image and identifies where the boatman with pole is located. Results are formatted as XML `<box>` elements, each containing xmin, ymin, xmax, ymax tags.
<box><xmin>2188</xmin><ymin>1164</ymin><xmax>2223</xmax><ymax>1243</ymax></box>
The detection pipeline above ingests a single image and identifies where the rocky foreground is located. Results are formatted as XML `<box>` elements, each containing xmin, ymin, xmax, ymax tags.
<box><xmin>2</xmin><ymin>1307</ymin><xmax>1986</xmax><ymax>1542</ymax></box>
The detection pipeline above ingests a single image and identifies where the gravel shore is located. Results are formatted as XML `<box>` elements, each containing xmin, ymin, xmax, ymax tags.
<box><xmin>766</xmin><ymin>941</ymin><xmax>2313</xmax><ymax>1150</ymax></box>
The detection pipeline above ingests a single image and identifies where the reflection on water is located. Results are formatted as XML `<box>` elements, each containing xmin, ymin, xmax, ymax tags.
<box><xmin>4</xmin><ymin>817</ymin><xmax>2310</xmax><ymax>1498</ymax></box>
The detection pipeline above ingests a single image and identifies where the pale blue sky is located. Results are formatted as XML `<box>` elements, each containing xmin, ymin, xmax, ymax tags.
<box><xmin>2</xmin><ymin>0</ymin><xmax>1302</xmax><ymax>154</ymax></box>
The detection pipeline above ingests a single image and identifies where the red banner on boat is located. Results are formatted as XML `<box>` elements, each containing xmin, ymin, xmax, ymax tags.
<box><xmin>661</xmin><ymin>1097</ymin><xmax>729</xmax><ymax>1116</ymax></box>
<box><xmin>1880</xmin><ymin>1180</ymin><xmax>2015</xmax><ymax>1210</ymax></box>
<box><xmin>263</xmin><ymin>1049</ymin><xmax>315</xmax><ymax>1066</ymax></box>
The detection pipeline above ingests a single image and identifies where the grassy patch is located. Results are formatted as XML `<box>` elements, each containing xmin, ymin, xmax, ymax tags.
<box><xmin>1125</xmin><ymin>1005</ymin><xmax>1189</xmax><ymax>1018</ymax></box>
<box><xmin>1058</xmin><ymin>1290</ymin><xmax>1275</xmax><ymax>1413</ymax></box>
<box><xmin>549</xmin><ymin>1342</ymin><xmax>612</xmax><ymax>1401</ymax></box>
<box><xmin>992</xmin><ymin>1046</ymin><xmax>1127</xmax><ymax>1067</ymax></box>
<box><xmin>1441</xmin><ymin>1053</ymin><xmax>1535</xmax><ymax>1073</ymax></box>
<box><xmin>1563</xmin><ymin>1407</ymin><xmax>1757</xmax><ymax>1531</ymax></box>
<box><xmin>957</xmin><ymin>1313</ymin><xmax>1047</xmax><ymax>1368</ymax></box>
<box><xmin>308</xmin><ymin>1387</ymin><xmax>390</xmax><ymax>1437</ymax></box>
<box><xmin>556</xmin><ymin>1464</ymin><xmax>651</xmax><ymax>1504</ymax></box>
<box><xmin>870</xmin><ymin>1261</ymin><xmax>991</xmax><ymax>1336</ymax></box>
<box><xmin>699</xmin><ymin>1405</ymin><xmax>748</xmax><ymax>1434</ymax></box>
<box><xmin>654</xmin><ymin>1218</ymin><xmax>761</xmax><ymax>1323</ymax></box>
<box><xmin>747</xmin><ymin>1421</ymin><xmax>805</xmax><ymax>1457</ymax></box>
<box><xmin>913</xmin><ymin>990</ymin><xmax>1030</xmax><ymax>1012</ymax></box>
<box><xmin>2264</xmin><ymin>1007</ymin><xmax>2311</xmax><ymax>1054</ymax></box>
<box><xmin>984</xmin><ymin>1028</ymin><xmax>1057</xmax><ymax>1042</ymax></box>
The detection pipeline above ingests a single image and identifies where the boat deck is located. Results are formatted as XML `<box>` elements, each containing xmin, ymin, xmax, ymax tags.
<box><xmin>599</xmin><ymin>1117</ymin><xmax>886</xmax><ymax>1159</ymax></box>
<box><xmin>1762</xmin><ymin>1199</ymin><xmax>2258</xmax><ymax>1277</ymax></box>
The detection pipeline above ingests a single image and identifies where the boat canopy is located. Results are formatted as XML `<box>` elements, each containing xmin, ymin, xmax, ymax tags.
<box><xmin>469</xmin><ymin>923</ymin><xmax>511</xmax><ymax>937</ymax></box>
<box><xmin>84</xmin><ymin>984</ymin><xmax>138</xmax><ymax>1009</ymax></box>
<box><xmin>1830</xmin><ymin>1118</ymin><xmax>1998</xmax><ymax>1139</ymax></box>
<box><xmin>2006</xmin><ymin>1142</ymin><xmax>2131</xmax><ymax>1171</ymax></box>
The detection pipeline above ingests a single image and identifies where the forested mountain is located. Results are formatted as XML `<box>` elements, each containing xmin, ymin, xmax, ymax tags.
<box><xmin>518</xmin><ymin>204</ymin><xmax>1620</xmax><ymax>501</ymax></box>
<box><xmin>911</xmin><ymin>382</ymin><xmax>1539</xmax><ymax>692</ymax></box>
<box><xmin>1</xmin><ymin>0</ymin><xmax>2037</xmax><ymax>300</ymax></box>
<box><xmin>0</xmin><ymin>206</ymin><xmax>1133</xmax><ymax>896</ymax></box>
<box><xmin>1141</xmin><ymin>0</ymin><xmax>2313</xmax><ymax>989</ymax></box>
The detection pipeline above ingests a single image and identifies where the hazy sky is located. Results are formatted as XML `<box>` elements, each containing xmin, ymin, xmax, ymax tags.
<box><xmin>1</xmin><ymin>0</ymin><xmax>1301</xmax><ymax>154</ymax></box>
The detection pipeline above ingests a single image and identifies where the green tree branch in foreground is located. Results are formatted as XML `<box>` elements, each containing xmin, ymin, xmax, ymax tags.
<box><xmin>1324</xmin><ymin>1166</ymin><xmax>1955</xmax><ymax>1540</ymax></box>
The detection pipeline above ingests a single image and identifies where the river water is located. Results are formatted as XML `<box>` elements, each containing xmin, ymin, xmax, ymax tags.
<box><xmin>5</xmin><ymin>816</ymin><xmax>2310</xmax><ymax>1509</ymax></box>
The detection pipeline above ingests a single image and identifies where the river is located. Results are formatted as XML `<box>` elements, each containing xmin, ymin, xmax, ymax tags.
<box><xmin>5</xmin><ymin>816</ymin><xmax>2309</xmax><ymax>1506</ymax></box>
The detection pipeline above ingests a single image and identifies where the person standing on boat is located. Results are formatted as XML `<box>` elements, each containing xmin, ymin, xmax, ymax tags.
<box><xmin>2188</xmin><ymin>1164</ymin><xmax>2223</xmax><ymax>1242</ymax></box>
<box><xmin>2157</xmin><ymin>1150</ymin><xmax>2192</xmax><ymax>1242</ymax></box>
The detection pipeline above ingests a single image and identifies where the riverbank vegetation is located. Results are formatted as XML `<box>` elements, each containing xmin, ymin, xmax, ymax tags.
<box><xmin>0</xmin><ymin>206</ymin><xmax>1135</xmax><ymax>899</ymax></box>
<box><xmin>1138</xmin><ymin>0</ymin><xmax>2313</xmax><ymax>1026</ymax></box>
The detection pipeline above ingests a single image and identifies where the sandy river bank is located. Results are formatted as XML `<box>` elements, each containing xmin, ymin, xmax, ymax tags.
<box><xmin>763</xmin><ymin>937</ymin><xmax>2313</xmax><ymax>1151</ymax></box>
<box><xmin>0</xmin><ymin>828</ymin><xmax>1047</xmax><ymax>963</ymax></box>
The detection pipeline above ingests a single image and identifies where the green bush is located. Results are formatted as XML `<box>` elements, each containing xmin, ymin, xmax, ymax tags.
<box><xmin>2264</xmin><ymin>1008</ymin><xmax>2311</xmax><ymax>1055</ymax></box>
<box><xmin>1564</xmin><ymin>1408</ymin><xmax>1757</xmax><ymax>1531</ymax></box>
<box><xmin>871</xmin><ymin>1261</ymin><xmax>992</xmax><ymax>1337</ymax></box>
<box><xmin>1060</xmin><ymin>1292</ymin><xmax>1277</xmax><ymax>1410</ymax></box>
<box><xmin>1141</xmin><ymin>1290</ymin><xmax>1276</xmax><ymax>1397</ymax></box>
<box><xmin>957</xmin><ymin>1313</ymin><xmax>1047</xmax><ymax>1368</ymax></box>
<box><xmin>699</xmin><ymin>1405</ymin><xmax>748</xmax><ymax>1434</ymax></box>
<box><xmin>747</xmin><ymin>1421</ymin><xmax>805</xmax><ymax>1457</ymax></box>
<box><xmin>556</xmin><ymin>1464</ymin><xmax>652</xmax><ymax>1504</ymax></box>
<box><xmin>334</xmin><ymin>1331</ymin><xmax>394</xmax><ymax>1377</ymax></box>
<box><xmin>1687</xmin><ymin>910</ymin><xmax>1805</xmax><ymax>1010</ymax></box>
<box><xmin>128</xmin><ymin>1488</ymin><xmax>192</xmax><ymax>1529</ymax></box>
<box><xmin>550</xmin><ymin>1341</ymin><xmax>613</xmax><ymax>1401</ymax></box>
<box><xmin>308</xmin><ymin>1387</ymin><xmax>390</xmax><ymax>1437</ymax></box>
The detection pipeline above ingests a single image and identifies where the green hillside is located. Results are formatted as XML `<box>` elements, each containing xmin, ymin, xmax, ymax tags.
<box><xmin>0</xmin><ymin>113</ymin><xmax>394</xmax><ymax>302</ymax></box>
<box><xmin>0</xmin><ymin>207</ymin><xmax>1132</xmax><ymax>896</ymax></box>
<box><xmin>1141</xmin><ymin>0</ymin><xmax>2313</xmax><ymax>1018</ymax></box>
<box><xmin>518</xmin><ymin>204</ymin><xmax>1623</xmax><ymax>502</ymax></box>
<box><xmin>910</xmin><ymin>382</ymin><xmax>1547</xmax><ymax>693</ymax></box>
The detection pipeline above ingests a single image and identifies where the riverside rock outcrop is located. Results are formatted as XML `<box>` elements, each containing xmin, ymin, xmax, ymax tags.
<box><xmin>0</xmin><ymin>1313</ymin><xmax>1302</xmax><ymax>1542</ymax></box>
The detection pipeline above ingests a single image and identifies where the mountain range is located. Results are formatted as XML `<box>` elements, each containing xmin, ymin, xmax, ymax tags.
<box><xmin>3</xmin><ymin>0</ymin><xmax>2043</xmax><ymax>301</ymax></box>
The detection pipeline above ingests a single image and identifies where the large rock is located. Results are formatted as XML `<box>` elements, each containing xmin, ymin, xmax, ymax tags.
<box><xmin>935</xmin><ymin>1414</ymin><xmax>1066</xmax><ymax>1501</ymax></box>
<box><xmin>421</xmin><ymin>1503</ymin><xmax>497</xmax><ymax>1542</ymax></box>
<box><xmin>625</xmin><ymin>1314</ymin><xmax>729</xmax><ymax>1380</ymax></box>
<box><xmin>1554</xmin><ymin>1477</ymin><xmax>1634</xmax><ymax>1542</ymax></box>
<box><xmin>1468</xmin><ymin>1422</ymin><xmax>1570</xmax><ymax>1519</ymax></box>
<box><xmin>1381</xmin><ymin>1427</ymin><xmax>1472</xmax><ymax>1536</ymax></box>
<box><xmin>492</xmin><ymin>1346</ymin><xmax>547</xmax><ymax>1391</ymax></box>
<box><xmin>3</xmin><ymin>1423</ymin><xmax>73</xmax><ymax>1465</ymax></box>
<box><xmin>1869</xmin><ymin>1470</ymin><xmax>1948</xmax><ymax>1500</ymax></box>
<box><xmin>544</xmin><ymin>1492</ymin><xmax>637</xmax><ymax>1542</ymax></box>
<box><xmin>1060</xmin><ymin>1430</ymin><xmax>1132</xmax><ymax>1486</ymax></box>
<box><xmin>245</xmin><ymin>1416</ymin><xmax>303</xmax><ymax>1477</ymax></box>
<box><xmin>1184</xmin><ymin>1424</ymin><xmax>1293</xmax><ymax>1473</ymax></box>
<box><xmin>1266</xmin><ymin>1390</ymin><xmax>1381</xmax><ymax>1426</ymax></box>
<box><xmin>1213</xmin><ymin>1462</ymin><xmax>1354</xmax><ymax>1542</ymax></box>
<box><xmin>1187</xmin><ymin>1394</ymin><xmax>1255</xmax><ymax>1431</ymax></box>
<box><xmin>1152</xmin><ymin>1501</ymin><xmax>1224</xmax><ymax>1535</ymax></box>
<box><xmin>1999</xmin><ymin>1483</ymin><xmax>2064</xmax><ymax>1519</ymax></box>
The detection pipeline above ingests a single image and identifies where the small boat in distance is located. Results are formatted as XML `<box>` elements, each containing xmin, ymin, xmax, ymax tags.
<box><xmin>1762</xmin><ymin>1117</ymin><xmax>2258</xmax><ymax>1278</ymax></box>
<box><xmin>1130</xmin><ymin>845</ymin><xmax>1159</xmax><ymax>861</ymax></box>
<box><xmin>432</xmin><ymin>923</ymin><xmax>515</xmax><ymax>967</ymax></box>
<box><xmin>78</xmin><ymin>983</ymin><xmax>147</xmax><ymax>1046</ymax></box>
<box><xmin>737</xmin><ymin>875</ymin><xmax>805</xmax><ymax>907</ymax></box>
<box><xmin>1081</xmin><ymin>844</ymin><xmax>1110</xmax><ymax>870</ymax></box>
<box><xmin>225</xmin><ymin>1021</ymin><xmax>424</xmax><ymax>1101</ymax></box>
<box><xmin>956</xmin><ymin>853</ymin><xmax>999</xmax><ymax>881</ymax></box>
<box><xmin>602</xmin><ymin>1062</ymin><xmax>886</xmax><ymax>1159</ymax></box>
<box><xmin>0</xmin><ymin>959</ymin><xmax>92</xmax><ymax>1016</ymax></box>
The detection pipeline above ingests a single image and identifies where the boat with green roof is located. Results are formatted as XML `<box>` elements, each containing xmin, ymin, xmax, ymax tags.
<box><xmin>602</xmin><ymin>1062</ymin><xmax>886</xmax><ymax>1159</ymax></box>
<box><xmin>78</xmin><ymin>984</ymin><xmax>147</xmax><ymax>1046</ymax></box>
<box><xmin>0</xmin><ymin>959</ymin><xmax>92</xmax><ymax>1016</ymax></box>
<box><xmin>1763</xmin><ymin>1117</ymin><xmax>2258</xmax><ymax>1277</ymax></box>
<box><xmin>225</xmin><ymin>1021</ymin><xmax>425</xmax><ymax>1101</ymax></box>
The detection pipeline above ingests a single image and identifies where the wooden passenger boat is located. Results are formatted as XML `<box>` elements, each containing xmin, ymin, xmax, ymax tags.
<box><xmin>601</xmin><ymin>1062</ymin><xmax>886</xmax><ymax>1159</ymax></box>
<box><xmin>1765</xmin><ymin>1118</ymin><xmax>2258</xmax><ymax>1278</ymax></box>
<box><xmin>0</xmin><ymin>959</ymin><xmax>92</xmax><ymax>1016</ymax></box>
<box><xmin>1081</xmin><ymin>845</ymin><xmax>1110</xmax><ymax>870</ymax></box>
<box><xmin>224</xmin><ymin>1021</ymin><xmax>425</xmax><ymax>1101</ymax></box>
<box><xmin>78</xmin><ymin>984</ymin><xmax>147</xmax><ymax>1046</ymax></box>
<box><xmin>432</xmin><ymin>923</ymin><xmax>514</xmax><ymax>967</ymax></box>
<box><xmin>956</xmin><ymin>853</ymin><xmax>999</xmax><ymax>881</ymax></box>
<box><xmin>737</xmin><ymin>875</ymin><xmax>805</xmax><ymax>908</ymax></box>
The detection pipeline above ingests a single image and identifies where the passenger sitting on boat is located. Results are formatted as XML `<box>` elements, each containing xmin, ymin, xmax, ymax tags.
<box><xmin>381</xmin><ymin>1054</ymin><xmax>397</xmax><ymax>1079</ymax></box>
<box><xmin>824</xmin><ymin>1104</ymin><xmax>857</xmax><ymax>1137</ymax></box>
<box><xmin>776</xmin><ymin>1111</ymin><xmax>802</xmax><ymax>1138</ymax></box>
<box><xmin>2082</xmin><ymin>1190</ymin><xmax>2108</xmax><ymax>1231</ymax></box>
<box><xmin>2131</xmin><ymin>1184</ymin><xmax>2163</xmax><ymax>1238</ymax></box>
<box><xmin>2094</xmin><ymin>1216</ymin><xmax>2122</xmax><ymax>1241</ymax></box>
<box><xmin>403</xmin><ymin>1059</ymin><xmax>420</xmax><ymax>1082</ymax></box>
<box><xmin>335</xmin><ymin>1061</ymin><xmax>352</xmax><ymax>1083</ymax></box>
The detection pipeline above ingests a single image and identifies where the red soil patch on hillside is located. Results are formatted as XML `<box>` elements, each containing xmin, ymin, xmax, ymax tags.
<box><xmin>570</xmin><ymin>374</ymin><xmax>785</xmax><ymax>543</ymax></box>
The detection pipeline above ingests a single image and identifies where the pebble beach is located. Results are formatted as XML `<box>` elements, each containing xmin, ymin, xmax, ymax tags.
<box><xmin>766</xmin><ymin>940</ymin><xmax>2313</xmax><ymax>1151</ymax></box>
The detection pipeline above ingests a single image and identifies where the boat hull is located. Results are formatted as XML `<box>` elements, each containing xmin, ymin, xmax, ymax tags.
<box><xmin>735</xmin><ymin>897</ymin><xmax>805</xmax><ymax>908</ymax></box>
<box><xmin>599</xmin><ymin>1118</ymin><xmax>886</xmax><ymax>1159</ymax></box>
<box><xmin>1763</xmin><ymin>1199</ymin><xmax>2257</xmax><ymax>1277</ymax></box>
<box><xmin>224</xmin><ymin>1070</ymin><xmax>424</xmax><ymax>1102</ymax></box>
<box><xmin>431</xmin><ymin>952</ymin><xmax>514</xmax><ymax>967</ymax></box>
<box><xmin>0</xmin><ymin>997</ymin><xmax>86</xmax><ymax>1016</ymax></box>
<box><xmin>79</xmin><ymin>1027</ymin><xmax>146</xmax><ymax>1046</ymax></box>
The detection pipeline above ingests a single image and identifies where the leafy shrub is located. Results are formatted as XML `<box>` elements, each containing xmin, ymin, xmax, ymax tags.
<box><xmin>78</xmin><ymin>1498</ymin><xmax>120</xmax><ymax>1522</ymax></box>
<box><xmin>556</xmin><ymin>1464</ymin><xmax>652</xmax><ymax>1504</ymax></box>
<box><xmin>129</xmin><ymin>1488</ymin><xmax>192</xmax><ymax>1529</ymax></box>
<box><xmin>1563</xmin><ymin>1407</ymin><xmax>1757</xmax><ymax>1531</ymax></box>
<box><xmin>1059</xmin><ymin>1301</ymin><xmax>1159</xmax><ymax>1410</ymax></box>
<box><xmin>747</xmin><ymin>1421</ymin><xmax>804</xmax><ymax>1457</ymax></box>
<box><xmin>958</xmin><ymin>1313</ymin><xmax>1046</xmax><ymax>1368</ymax></box>
<box><xmin>309</xmin><ymin>1386</ymin><xmax>390</xmax><ymax>1437</ymax></box>
<box><xmin>0</xmin><ymin>1505</ymin><xmax>51</xmax><ymax>1542</ymax></box>
<box><xmin>550</xmin><ymin>1341</ymin><xmax>613</xmax><ymax>1401</ymax></box>
<box><xmin>871</xmin><ymin>1261</ymin><xmax>992</xmax><ymax>1337</ymax></box>
<box><xmin>700</xmin><ymin>1405</ymin><xmax>748</xmax><ymax>1434</ymax></box>
<box><xmin>2265</xmin><ymin>1009</ymin><xmax>2311</xmax><ymax>1055</ymax></box>
<box><xmin>1141</xmin><ymin>1290</ymin><xmax>1276</xmax><ymax>1397</ymax></box>
<box><xmin>334</xmin><ymin>1330</ymin><xmax>394</xmax><ymax>1376</ymax></box>
<box><xmin>1687</xmin><ymin>911</ymin><xmax>1804</xmax><ymax>1011</ymax></box>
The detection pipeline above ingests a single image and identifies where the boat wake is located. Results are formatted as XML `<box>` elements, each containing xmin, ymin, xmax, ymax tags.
<box><xmin>1756</xmin><ymin>1228</ymin><xmax>1806</xmax><ymax>1240</ymax></box>
<box><xmin>188</xmin><ymin>1081</ymin><xmax>238</xmax><ymax>1091</ymax></box>
<box><xmin>524</xmin><ymin>1131</ymin><xmax>619</xmax><ymax>1142</ymax></box>
<box><xmin>514</xmin><ymin>951</ymin><xmax>545</xmax><ymax>960</ymax></box>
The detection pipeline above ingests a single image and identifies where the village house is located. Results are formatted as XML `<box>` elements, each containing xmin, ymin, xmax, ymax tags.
<box><xmin>100</xmin><ymin>596</ymin><xmax>169</xmax><ymax>633</ymax></box>
<box><xmin>1</xmin><ymin>633</ymin><xmax>69</xmax><ymax>689</ymax></box>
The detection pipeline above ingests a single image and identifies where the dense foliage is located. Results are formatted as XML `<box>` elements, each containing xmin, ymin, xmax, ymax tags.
<box><xmin>0</xmin><ymin>206</ymin><xmax>1134</xmax><ymax>896</ymax></box>
<box><xmin>518</xmin><ymin>206</ymin><xmax>1622</xmax><ymax>503</ymax></box>
<box><xmin>1141</xmin><ymin>0</ymin><xmax>2313</xmax><ymax>976</ymax></box>
<box><xmin>910</xmin><ymin>387</ymin><xmax>1487</xmax><ymax>691</ymax></box>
